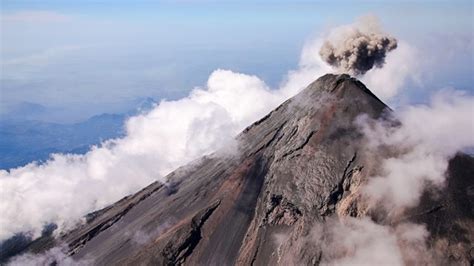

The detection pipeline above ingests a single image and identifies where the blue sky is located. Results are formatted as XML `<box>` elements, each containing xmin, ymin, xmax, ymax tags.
<box><xmin>1</xmin><ymin>0</ymin><xmax>473</xmax><ymax>122</ymax></box>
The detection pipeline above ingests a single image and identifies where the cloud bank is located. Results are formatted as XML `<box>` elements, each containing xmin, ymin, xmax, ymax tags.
<box><xmin>308</xmin><ymin>217</ymin><xmax>432</xmax><ymax>266</ymax></box>
<box><xmin>358</xmin><ymin>89</ymin><xmax>474</xmax><ymax>209</ymax></box>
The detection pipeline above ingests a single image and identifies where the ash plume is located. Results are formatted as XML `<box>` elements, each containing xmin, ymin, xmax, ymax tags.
<box><xmin>319</xmin><ymin>15</ymin><xmax>398</xmax><ymax>75</ymax></box>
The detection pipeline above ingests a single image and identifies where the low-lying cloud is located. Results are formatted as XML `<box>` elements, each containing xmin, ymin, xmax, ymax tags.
<box><xmin>313</xmin><ymin>217</ymin><xmax>431</xmax><ymax>265</ymax></box>
<box><xmin>361</xmin><ymin>40</ymin><xmax>420</xmax><ymax>101</ymax></box>
<box><xmin>358</xmin><ymin>89</ymin><xmax>474</xmax><ymax>209</ymax></box>
<box><xmin>7</xmin><ymin>246</ymin><xmax>90</xmax><ymax>266</ymax></box>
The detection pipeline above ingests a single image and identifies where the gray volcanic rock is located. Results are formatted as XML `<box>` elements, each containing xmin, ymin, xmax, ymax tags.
<box><xmin>404</xmin><ymin>153</ymin><xmax>474</xmax><ymax>265</ymax></box>
<box><xmin>3</xmin><ymin>74</ymin><xmax>473</xmax><ymax>265</ymax></box>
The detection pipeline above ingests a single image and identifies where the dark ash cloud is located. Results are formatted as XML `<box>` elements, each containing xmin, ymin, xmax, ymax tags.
<box><xmin>319</xmin><ymin>16</ymin><xmax>398</xmax><ymax>76</ymax></box>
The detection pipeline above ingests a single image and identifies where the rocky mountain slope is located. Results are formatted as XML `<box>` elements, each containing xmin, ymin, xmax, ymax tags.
<box><xmin>3</xmin><ymin>74</ymin><xmax>473</xmax><ymax>265</ymax></box>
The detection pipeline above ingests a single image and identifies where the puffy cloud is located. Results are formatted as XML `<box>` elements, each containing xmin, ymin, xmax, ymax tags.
<box><xmin>312</xmin><ymin>217</ymin><xmax>431</xmax><ymax>266</ymax></box>
<box><xmin>7</xmin><ymin>246</ymin><xmax>90</xmax><ymax>266</ymax></box>
<box><xmin>358</xmin><ymin>89</ymin><xmax>474</xmax><ymax>209</ymax></box>
<box><xmin>361</xmin><ymin>41</ymin><xmax>420</xmax><ymax>101</ymax></box>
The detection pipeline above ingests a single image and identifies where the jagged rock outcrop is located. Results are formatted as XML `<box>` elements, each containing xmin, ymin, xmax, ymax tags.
<box><xmin>3</xmin><ymin>74</ymin><xmax>472</xmax><ymax>265</ymax></box>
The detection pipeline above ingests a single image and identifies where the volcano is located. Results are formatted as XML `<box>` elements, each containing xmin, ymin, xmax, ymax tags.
<box><xmin>2</xmin><ymin>74</ymin><xmax>473</xmax><ymax>265</ymax></box>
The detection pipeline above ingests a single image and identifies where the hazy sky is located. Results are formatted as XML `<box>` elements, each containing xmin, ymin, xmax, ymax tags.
<box><xmin>1</xmin><ymin>0</ymin><xmax>473</xmax><ymax>122</ymax></box>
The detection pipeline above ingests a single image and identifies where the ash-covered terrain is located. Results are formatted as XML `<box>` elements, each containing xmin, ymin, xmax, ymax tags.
<box><xmin>2</xmin><ymin>74</ymin><xmax>472</xmax><ymax>265</ymax></box>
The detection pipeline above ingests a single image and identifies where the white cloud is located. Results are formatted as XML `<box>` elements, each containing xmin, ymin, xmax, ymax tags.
<box><xmin>361</xmin><ymin>41</ymin><xmax>421</xmax><ymax>101</ymax></box>
<box><xmin>7</xmin><ymin>246</ymin><xmax>90</xmax><ymax>266</ymax></box>
<box><xmin>313</xmin><ymin>217</ymin><xmax>431</xmax><ymax>266</ymax></box>
<box><xmin>358</xmin><ymin>89</ymin><xmax>474</xmax><ymax>209</ymax></box>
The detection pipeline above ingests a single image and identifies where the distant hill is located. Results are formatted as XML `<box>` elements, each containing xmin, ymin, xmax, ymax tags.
<box><xmin>0</xmin><ymin>97</ymin><xmax>157</xmax><ymax>170</ymax></box>
<box><xmin>0</xmin><ymin>113</ymin><xmax>125</xmax><ymax>169</ymax></box>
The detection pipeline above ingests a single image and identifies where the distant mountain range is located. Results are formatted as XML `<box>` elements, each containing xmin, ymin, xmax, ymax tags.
<box><xmin>0</xmin><ymin>98</ymin><xmax>156</xmax><ymax>170</ymax></box>
<box><xmin>0</xmin><ymin>114</ymin><xmax>125</xmax><ymax>169</ymax></box>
